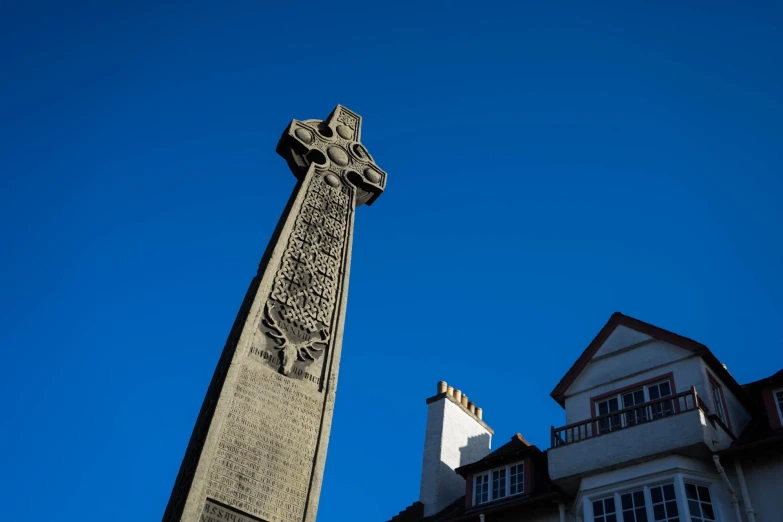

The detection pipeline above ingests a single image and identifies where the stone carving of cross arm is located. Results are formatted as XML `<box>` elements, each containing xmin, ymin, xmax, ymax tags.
<box><xmin>276</xmin><ymin>105</ymin><xmax>387</xmax><ymax>206</ymax></box>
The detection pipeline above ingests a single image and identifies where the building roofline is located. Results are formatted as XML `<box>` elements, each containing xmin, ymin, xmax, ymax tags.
<box><xmin>455</xmin><ymin>434</ymin><xmax>540</xmax><ymax>476</ymax></box>
<box><xmin>549</xmin><ymin>312</ymin><xmax>755</xmax><ymax>413</ymax></box>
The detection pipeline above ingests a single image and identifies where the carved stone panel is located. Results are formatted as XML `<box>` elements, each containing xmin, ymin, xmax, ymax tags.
<box><xmin>205</xmin><ymin>364</ymin><xmax>324</xmax><ymax>522</ymax></box>
<box><xmin>256</xmin><ymin>174</ymin><xmax>351</xmax><ymax>383</ymax></box>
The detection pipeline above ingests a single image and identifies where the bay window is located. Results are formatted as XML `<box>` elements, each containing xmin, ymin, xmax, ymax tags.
<box><xmin>593</xmin><ymin>496</ymin><xmax>617</xmax><ymax>522</ymax></box>
<box><xmin>685</xmin><ymin>483</ymin><xmax>716</xmax><ymax>522</ymax></box>
<box><xmin>586</xmin><ymin>478</ymin><xmax>716</xmax><ymax>522</ymax></box>
<box><xmin>620</xmin><ymin>490</ymin><xmax>647</xmax><ymax>522</ymax></box>
<box><xmin>649</xmin><ymin>484</ymin><xmax>679</xmax><ymax>522</ymax></box>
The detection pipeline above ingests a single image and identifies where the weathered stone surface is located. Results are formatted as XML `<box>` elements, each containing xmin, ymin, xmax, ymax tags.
<box><xmin>163</xmin><ymin>105</ymin><xmax>386</xmax><ymax>522</ymax></box>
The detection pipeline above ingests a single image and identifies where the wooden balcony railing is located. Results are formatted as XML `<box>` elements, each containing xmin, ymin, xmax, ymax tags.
<box><xmin>551</xmin><ymin>386</ymin><xmax>705</xmax><ymax>448</ymax></box>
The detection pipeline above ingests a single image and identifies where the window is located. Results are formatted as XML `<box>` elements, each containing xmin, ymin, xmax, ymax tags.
<box><xmin>594</xmin><ymin>378</ymin><xmax>674</xmax><ymax>433</ymax></box>
<box><xmin>648</xmin><ymin>381</ymin><xmax>674</xmax><ymax>418</ymax></box>
<box><xmin>620</xmin><ymin>490</ymin><xmax>647</xmax><ymax>522</ymax></box>
<box><xmin>588</xmin><ymin>482</ymin><xmax>681</xmax><ymax>522</ymax></box>
<box><xmin>491</xmin><ymin>468</ymin><xmax>506</xmax><ymax>500</ymax></box>
<box><xmin>593</xmin><ymin>497</ymin><xmax>617</xmax><ymax>522</ymax></box>
<box><xmin>774</xmin><ymin>388</ymin><xmax>783</xmax><ymax>424</ymax></box>
<box><xmin>649</xmin><ymin>484</ymin><xmax>679</xmax><ymax>522</ymax></box>
<box><xmin>474</xmin><ymin>473</ymin><xmax>488</xmax><ymax>505</ymax></box>
<box><xmin>473</xmin><ymin>461</ymin><xmax>524</xmax><ymax>505</ymax></box>
<box><xmin>708</xmin><ymin>377</ymin><xmax>728</xmax><ymax>427</ymax></box>
<box><xmin>622</xmin><ymin>389</ymin><xmax>647</xmax><ymax>426</ymax></box>
<box><xmin>685</xmin><ymin>483</ymin><xmax>715</xmax><ymax>522</ymax></box>
<box><xmin>509</xmin><ymin>463</ymin><xmax>524</xmax><ymax>495</ymax></box>
<box><xmin>597</xmin><ymin>397</ymin><xmax>621</xmax><ymax>433</ymax></box>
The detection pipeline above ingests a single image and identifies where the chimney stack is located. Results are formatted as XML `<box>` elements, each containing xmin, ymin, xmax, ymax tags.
<box><xmin>419</xmin><ymin>381</ymin><xmax>493</xmax><ymax>517</ymax></box>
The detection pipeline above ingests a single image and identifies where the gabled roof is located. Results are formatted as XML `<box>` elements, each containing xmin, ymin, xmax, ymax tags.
<box><xmin>455</xmin><ymin>434</ymin><xmax>538</xmax><ymax>476</ymax></box>
<box><xmin>549</xmin><ymin>312</ymin><xmax>754</xmax><ymax>411</ymax></box>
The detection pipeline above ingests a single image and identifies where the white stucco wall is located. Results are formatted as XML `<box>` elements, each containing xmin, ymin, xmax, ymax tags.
<box><xmin>563</xmin><ymin>341</ymin><xmax>704</xmax><ymax>425</ymax></box>
<box><xmin>593</xmin><ymin>326</ymin><xmax>653</xmax><ymax>358</ymax></box>
<box><xmin>419</xmin><ymin>396</ymin><xmax>492</xmax><ymax>517</ymax></box>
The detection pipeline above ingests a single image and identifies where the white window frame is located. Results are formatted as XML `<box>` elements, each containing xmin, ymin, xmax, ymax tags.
<box><xmin>473</xmin><ymin>473</ymin><xmax>489</xmax><ymax>505</ymax></box>
<box><xmin>707</xmin><ymin>375</ymin><xmax>729</xmax><ymax>427</ymax></box>
<box><xmin>579</xmin><ymin>472</ymin><xmax>722</xmax><ymax>522</ymax></box>
<box><xmin>508</xmin><ymin>462</ymin><xmax>524</xmax><ymax>496</ymax></box>
<box><xmin>773</xmin><ymin>387</ymin><xmax>783</xmax><ymax>425</ymax></box>
<box><xmin>595</xmin><ymin>379</ymin><xmax>674</xmax><ymax>431</ymax></box>
<box><xmin>683</xmin><ymin>480</ymin><xmax>718</xmax><ymax>522</ymax></box>
<box><xmin>472</xmin><ymin>461</ymin><xmax>525</xmax><ymax>505</ymax></box>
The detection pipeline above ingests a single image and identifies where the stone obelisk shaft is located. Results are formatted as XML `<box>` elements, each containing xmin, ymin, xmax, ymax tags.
<box><xmin>163</xmin><ymin>105</ymin><xmax>387</xmax><ymax>522</ymax></box>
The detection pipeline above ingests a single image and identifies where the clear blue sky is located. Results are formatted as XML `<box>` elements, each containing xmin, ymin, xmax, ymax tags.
<box><xmin>1</xmin><ymin>1</ymin><xmax>781</xmax><ymax>520</ymax></box>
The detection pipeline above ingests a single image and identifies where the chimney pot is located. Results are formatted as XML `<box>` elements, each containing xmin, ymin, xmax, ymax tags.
<box><xmin>461</xmin><ymin>394</ymin><xmax>469</xmax><ymax>408</ymax></box>
<box><xmin>446</xmin><ymin>385</ymin><xmax>454</xmax><ymax>396</ymax></box>
<box><xmin>468</xmin><ymin>402</ymin><xmax>476</xmax><ymax>414</ymax></box>
<box><xmin>475</xmin><ymin>407</ymin><xmax>483</xmax><ymax>420</ymax></box>
<box><xmin>453</xmin><ymin>389</ymin><xmax>462</xmax><ymax>402</ymax></box>
<box><xmin>437</xmin><ymin>381</ymin><xmax>448</xmax><ymax>394</ymax></box>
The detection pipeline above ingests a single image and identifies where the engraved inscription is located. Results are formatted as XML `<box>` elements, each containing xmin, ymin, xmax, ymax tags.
<box><xmin>261</xmin><ymin>175</ymin><xmax>351</xmax><ymax>377</ymax></box>
<box><xmin>201</xmin><ymin>499</ymin><xmax>260</xmax><ymax>522</ymax></box>
<box><xmin>206</xmin><ymin>365</ymin><xmax>324</xmax><ymax>522</ymax></box>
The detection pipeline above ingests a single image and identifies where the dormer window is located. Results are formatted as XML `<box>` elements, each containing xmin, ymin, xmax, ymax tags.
<box><xmin>473</xmin><ymin>462</ymin><xmax>524</xmax><ymax>505</ymax></box>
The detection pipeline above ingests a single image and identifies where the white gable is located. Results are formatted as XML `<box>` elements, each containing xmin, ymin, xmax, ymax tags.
<box><xmin>568</xmin><ymin>339</ymin><xmax>693</xmax><ymax>396</ymax></box>
<box><xmin>593</xmin><ymin>325</ymin><xmax>654</xmax><ymax>358</ymax></box>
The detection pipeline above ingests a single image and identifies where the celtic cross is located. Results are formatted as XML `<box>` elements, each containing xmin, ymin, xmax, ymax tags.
<box><xmin>277</xmin><ymin>104</ymin><xmax>387</xmax><ymax>206</ymax></box>
<box><xmin>162</xmin><ymin>105</ymin><xmax>388</xmax><ymax>522</ymax></box>
<box><xmin>263</xmin><ymin>106</ymin><xmax>387</xmax><ymax>377</ymax></box>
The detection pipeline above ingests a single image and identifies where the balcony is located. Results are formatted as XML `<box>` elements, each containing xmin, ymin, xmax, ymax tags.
<box><xmin>548</xmin><ymin>387</ymin><xmax>734</xmax><ymax>486</ymax></box>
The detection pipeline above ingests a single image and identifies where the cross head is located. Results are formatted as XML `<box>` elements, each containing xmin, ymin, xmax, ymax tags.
<box><xmin>276</xmin><ymin>105</ymin><xmax>387</xmax><ymax>206</ymax></box>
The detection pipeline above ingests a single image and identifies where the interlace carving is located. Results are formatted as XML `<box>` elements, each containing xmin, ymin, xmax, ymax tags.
<box><xmin>264</xmin><ymin>175</ymin><xmax>351</xmax><ymax>375</ymax></box>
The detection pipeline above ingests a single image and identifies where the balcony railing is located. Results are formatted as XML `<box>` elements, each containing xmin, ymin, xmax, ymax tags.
<box><xmin>551</xmin><ymin>386</ymin><xmax>705</xmax><ymax>448</ymax></box>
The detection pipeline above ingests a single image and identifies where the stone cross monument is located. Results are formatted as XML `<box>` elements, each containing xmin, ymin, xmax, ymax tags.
<box><xmin>163</xmin><ymin>105</ymin><xmax>387</xmax><ymax>522</ymax></box>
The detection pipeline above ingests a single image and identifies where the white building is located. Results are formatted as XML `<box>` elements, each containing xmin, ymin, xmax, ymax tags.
<box><xmin>384</xmin><ymin>313</ymin><xmax>783</xmax><ymax>522</ymax></box>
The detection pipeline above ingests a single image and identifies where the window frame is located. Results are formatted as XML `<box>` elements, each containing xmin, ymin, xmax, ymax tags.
<box><xmin>592</xmin><ymin>495</ymin><xmax>617</xmax><ymax>522</ymax></box>
<box><xmin>706</xmin><ymin>372</ymin><xmax>732</xmax><ymax>432</ymax></box>
<box><xmin>773</xmin><ymin>387</ymin><xmax>783</xmax><ymax>426</ymax></box>
<box><xmin>579</xmin><ymin>473</ymin><xmax>720</xmax><ymax>522</ymax></box>
<box><xmin>591</xmin><ymin>374</ymin><xmax>676</xmax><ymax>433</ymax></box>
<box><xmin>683</xmin><ymin>480</ymin><xmax>717</xmax><ymax>522</ymax></box>
<box><xmin>618</xmin><ymin>488</ymin><xmax>647</xmax><ymax>522</ymax></box>
<box><xmin>473</xmin><ymin>472</ymin><xmax>489</xmax><ymax>505</ymax></box>
<box><xmin>508</xmin><ymin>462</ymin><xmax>524</xmax><ymax>496</ymax></box>
<box><xmin>472</xmin><ymin>460</ymin><xmax>525</xmax><ymax>506</ymax></box>
<box><xmin>648</xmin><ymin>482</ymin><xmax>681</xmax><ymax>522</ymax></box>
